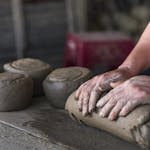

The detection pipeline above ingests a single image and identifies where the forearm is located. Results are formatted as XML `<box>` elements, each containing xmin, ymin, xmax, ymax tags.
<box><xmin>119</xmin><ymin>22</ymin><xmax>150</xmax><ymax>76</ymax></box>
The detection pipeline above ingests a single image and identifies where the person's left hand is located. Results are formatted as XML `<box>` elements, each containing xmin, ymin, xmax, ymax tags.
<box><xmin>96</xmin><ymin>75</ymin><xmax>150</xmax><ymax>120</ymax></box>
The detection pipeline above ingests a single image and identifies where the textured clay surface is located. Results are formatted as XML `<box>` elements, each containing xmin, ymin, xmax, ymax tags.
<box><xmin>65</xmin><ymin>92</ymin><xmax>150</xmax><ymax>150</ymax></box>
<box><xmin>3</xmin><ymin>58</ymin><xmax>53</xmax><ymax>96</ymax></box>
<box><xmin>0</xmin><ymin>72</ymin><xmax>33</xmax><ymax>111</ymax></box>
<box><xmin>43</xmin><ymin>67</ymin><xmax>92</xmax><ymax>108</ymax></box>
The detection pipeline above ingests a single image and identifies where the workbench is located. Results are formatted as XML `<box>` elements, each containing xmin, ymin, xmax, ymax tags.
<box><xmin>0</xmin><ymin>97</ymin><xmax>143</xmax><ymax>150</ymax></box>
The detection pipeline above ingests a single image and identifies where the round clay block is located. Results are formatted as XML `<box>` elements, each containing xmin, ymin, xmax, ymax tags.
<box><xmin>43</xmin><ymin>67</ymin><xmax>92</xmax><ymax>108</ymax></box>
<box><xmin>0</xmin><ymin>72</ymin><xmax>33</xmax><ymax>111</ymax></box>
<box><xmin>3</xmin><ymin>58</ymin><xmax>53</xmax><ymax>96</ymax></box>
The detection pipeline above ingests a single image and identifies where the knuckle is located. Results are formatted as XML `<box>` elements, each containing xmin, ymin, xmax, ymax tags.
<box><xmin>132</xmin><ymin>85</ymin><xmax>146</xmax><ymax>96</ymax></box>
<box><xmin>126</xmin><ymin>78</ymin><xmax>135</xmax><ymax>85</ymax></box>
<box><xmin>79</xmin><ymin>81</ymin><xmax>90</xmax><ymax>88</ymax></box>
<box><xmin>91</xmin><ymin>87</ymin><xmax>100</xmax><ymax>94</ymax></box>
<box><xmin>138</xmin><ymin>90</ymin><xmax>147</xmax><ymax>99</ymax></box>
<box><xmin>122</xmin><ymin>107</ymin><xmax>129</xmax><ymax>114</ymax></box>
<box><xmin>93</xmin><ymin>76</ymin><xmax>99</xmax><ymax>80</ymax></box>
<box><xmin>110</xmin><ymin>95</ymin><xmax>118</xmax><ymax>104</ymax></box>
<box><xmin>83</xmin><ymin>92</ymin><xmax>90</xmax><ymax>98</ymax></box>
<box><xmin>109</xmin><ymin>100</ymin><xmax>116</xmax><ymax>106</ymax></box>
<box><xmin>109</xmin><ymin>90</ymin><xmax>115</xmax><ymax>97</ymax></box>
<box><xmin>79</xmin><ymin>83</ymin><xmax>86</xmax><ymax>89</ymax></box>
<box><xmin>83</xmin><ymin>100</ymin><xmax>88</xmax><ymax>105</ymax></box>
<box><xmin>100</xmin><ymin>74</ymin><xmax>108</xmax><ymax>81</ymax></box>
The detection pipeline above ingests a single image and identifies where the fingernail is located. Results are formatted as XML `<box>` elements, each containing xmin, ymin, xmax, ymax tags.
<box><xmin>82</xmin><ymin>111</ymin><xmax>87</xmax><ymax>117</ymax></box>
<box><xmin>96</xmin><ymin>103</ymin><xmax>101</xmax><ymax>108</ymax></box>
<box><xmin>108</xmin><ymin>116</ymin><xmax>114</xmax><ymax>121</ymax></box>
<box><xmin>90</xmin><ymin>109</ymin><xmax>94</xmax><ymax>114</ymax></box>
<box><xmin>119</xmin><ymin>111</ymin><xmax>124</xmax><ymax>116</ymax></box>
<box><xmin>96</xmin><ymin>103</ymin><xmax>99</xmax><ymax>107</ymax></box>
<box><xmin>88</xmin><ymin>107</ymin><xmax>92</xmax><ymax>113</ymax></box>
<box><xmin>99</xmin><ymin>112</ymin><xmax>105</xmax><ymax>117</ymax></box>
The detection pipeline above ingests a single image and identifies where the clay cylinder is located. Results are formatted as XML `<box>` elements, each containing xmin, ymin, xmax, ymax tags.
<box><xmin>65</xmin><ymin>92</ymin><xmax>150</xmax><ymax>150</ymax></box>
<box><xmin>43</xmin><ymin>67</ymin><xmax>92</xmax><ymax>109</ymax></box>
<box><xmin>0</xmin><ymin>72</ymin><xmax>33</xmax><ymax>111</ymax></box>
<box><xmin>3</xmin><ymin>58</ymin><xmax>53</xmax><ymax>96</ymax></box>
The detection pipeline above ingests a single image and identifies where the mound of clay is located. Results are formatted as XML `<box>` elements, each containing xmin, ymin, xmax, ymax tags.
<box><xmin>43</xmin><ymin>67</ymin><xmax>92</xmax><ymax>109</ymax></box>
<box><xmin>65</xmin><ymin>92</ymin><xmax>150</xmax><ymax>150</ymax></box>
<box><xmin>3</xmin><ymin>58</ymin><xmax>53</xmax><ymax>96</ymax></box>
<box><xmin>0</xmin><ymin>72</ymin><xmax>33</xmax><ymax>111</ymax></box>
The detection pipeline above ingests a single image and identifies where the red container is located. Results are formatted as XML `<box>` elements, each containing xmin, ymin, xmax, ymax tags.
<box><xmin>65</xmin><ymin>32</ymin><xmax>135</xmax><ymax>71</ymax></box>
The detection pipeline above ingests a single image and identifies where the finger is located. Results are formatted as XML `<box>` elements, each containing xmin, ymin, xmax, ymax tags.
<box><xmin>96</xmin><ymin>92</ymin><xmax>113</xmax><ymax>108</ymax></box>
<box><xmin>108</xmin><ymin>101</ymin><xmax>127</xmax><ymax>120</ymax></box>
<box><xmin>75</xmin><ymin>82</ymin><xmax>88</xmax><ymax>99</ymax></box>
<box><xmin>75</xmin><ymin>80</ymin><xmax>94</xmax><ymax>100</ymax></box>
<box><xmin>88</xmin><ymin>87</ymin><xmax>101</xmax><ymax>113</ymax></box>
<box><xmin>82</xmin><ymin>92</ymin><xmax>90</xmax><ymax>116</ymax></box>
<box><xmin>82</xmin><ymin>98</ymin><xmax>89</xmax><ymax>117</ymax></box>
<box><xmin>96</xmin><ymin>98</ymin><xmax>108</xmax><ymax>108</ymax></box>
<box><xmin>119</xmin><ymin>100</ymin><xmax>140</xmax><ymax>117</ymax></box>
<box><xmin>75</xmin><ymin>88</ymin><xmax>82</xmax><ymax>100</ymax></box>
<box><xmin>110</xmin><ymin>80</ymin><xmax>125</xmax><ymax>88</ymax></box>
<box><xmin>77</xmin><ymin>92</ymin><xmax>84</xmax><ymax>111</ymax></box>
<box><xmin>78</xmin><ymin>99</ymin><xmax>82</xmax><ymax>111</ymax></box>
<box><xmin>99</xmin><ymin>98</ymin><xmax>117</xmax><ymax>118</ymax></box>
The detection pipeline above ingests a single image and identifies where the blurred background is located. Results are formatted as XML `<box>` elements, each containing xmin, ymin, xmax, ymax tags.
<box><xmin>0</xmin><ymin>0</ymin><xmax>150</xmax><ymax>73</ymax></box>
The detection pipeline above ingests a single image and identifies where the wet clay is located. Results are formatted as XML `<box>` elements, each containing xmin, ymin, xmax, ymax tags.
<box><xmin>65</xmin><ymin>92</ymin><xmax>150</xmax><ymax>150</ymax></box>
<box><xmin>43</xmin><ymin>67</ymin><xmax>92</xmax><ymax>109</ymax></box>
<box><xmin>0</xmin><ymin>72</ymin><xmax>33</xmax><ymax>111</ymax></box>
<box><xmin>3</xmin><ymin>58</ymin><xmax>53</xmax><ymax>96</ymax></box>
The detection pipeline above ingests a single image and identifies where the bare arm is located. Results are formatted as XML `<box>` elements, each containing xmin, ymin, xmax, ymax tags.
<box><xmin>119</xmin><ymin>22</ymin><xmax>150</xmax><ymax>76</ymax></box>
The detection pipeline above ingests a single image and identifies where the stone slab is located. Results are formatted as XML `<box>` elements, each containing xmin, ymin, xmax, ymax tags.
<box><xmin>0</xmin><ymin>97</ymin><xmax>143</xmax><ymax>150</ymax></box>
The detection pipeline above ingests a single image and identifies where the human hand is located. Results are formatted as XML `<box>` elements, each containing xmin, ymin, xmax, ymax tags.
<box><xmin>75</xmin><ymin>67</ymin><xmax>133</xmax><ymax>116</ymax></box>
<box><xmin>96</xmin><ymin>75</ymin><xmax>150</xmax><ymax>121</ymax></box>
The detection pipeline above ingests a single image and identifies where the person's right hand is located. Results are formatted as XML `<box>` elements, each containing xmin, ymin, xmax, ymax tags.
<box><xmin>75</xmin><ymin>67</ymin><xmax>134</xmax><ymax>116</ymax></box>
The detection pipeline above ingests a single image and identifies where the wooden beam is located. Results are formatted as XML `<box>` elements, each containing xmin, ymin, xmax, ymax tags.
<box><xmin>12</xmin><ymin>0</ymin><xmax>27</xmax><ymax>58</ymax></box>
<box><xmin>66</xmin><ymin>0</ymin><xmax>88</xmax><ymax>32</ymax></box>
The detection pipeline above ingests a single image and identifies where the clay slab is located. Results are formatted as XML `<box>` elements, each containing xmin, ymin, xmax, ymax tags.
<box><xmin>65</xmin><ymin>92</ymin><xmax>150</xmax><ymax>150</ymax></box>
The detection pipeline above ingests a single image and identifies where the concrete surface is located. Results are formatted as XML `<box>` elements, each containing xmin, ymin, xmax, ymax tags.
<box><xmin>0</xmin><ymin>97</ymin><xmax>143</xmax><ymax>150</ymax></box>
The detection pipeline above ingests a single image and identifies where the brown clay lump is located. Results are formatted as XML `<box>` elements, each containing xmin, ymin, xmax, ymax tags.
<box><xmin>43</xmin><ymin>67</ymin><xmax>92</xmax><ymax>109</ymax></box>
<box><xmin>0</xmin><ymin>72</ymin><xmax>33</xmax><ymax>111</ymax></box>
<box><xmin>65</xmin><ymin>92</ymin><xmax>150</xmax><ymax>150</ymax></box>
<box><xmin>3</xmin><ymin>58</ymin><xmax>53</xmax><ymax>96</ymax></box>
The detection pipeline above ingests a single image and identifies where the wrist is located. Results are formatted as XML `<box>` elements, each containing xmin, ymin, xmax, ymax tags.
<box><xmin>117</xmin><ymin>65</ymin><xmax>137</xmax><ymax>77</ymax></box>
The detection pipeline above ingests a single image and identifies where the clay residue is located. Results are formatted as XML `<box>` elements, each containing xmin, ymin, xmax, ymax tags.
<box><xmin>48</xmin><ymin>67</ymin><xmax>91</xmax><ymax>82</ymax></box>
<box><xmin>22</xmin><ymin>109</ymin><xmax>141</xmax><ymax>150</ymax></box>
<box><xmin>11</xmin><ymin>58</ymin><xmax>51</xmax><ymax>71</ymax></box>
<box><xmin>131</xmin><ymin>121</ymin><xmax>150</xmax><ymax>150</ymax></box>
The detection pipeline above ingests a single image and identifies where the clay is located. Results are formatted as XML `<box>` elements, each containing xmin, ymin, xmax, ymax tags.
<box><xmin>65</xmin><ymin>92</ymin><xmax>150</xmax><ymax>150</ymax></box>
<box><xmin>3</xmin><ymin>58</ymin><xmax>53</xmax><ymax>96</ymax></box>
<box><xmin>43</xmin><ymin>67</ymin><xmax>92</xmax><ymax>109</ymax></box>
<box><xmin>0</xmin><ymin>72</ymin><xmax>33</xmax><ymax>111</ymax></box>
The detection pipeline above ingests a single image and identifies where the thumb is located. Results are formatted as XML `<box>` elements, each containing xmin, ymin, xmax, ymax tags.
<box><xmin>110</xmin><ymin>80</ymin><xmax>124</xmax><ymax>88</ymax></box>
